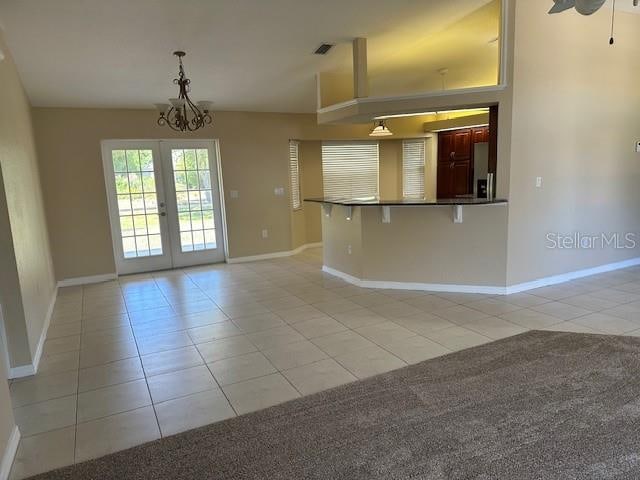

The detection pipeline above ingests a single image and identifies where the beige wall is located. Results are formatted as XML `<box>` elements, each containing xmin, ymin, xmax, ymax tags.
<box><xmin>32</xmin><ymin>109</ymin><xmax>378</xmax><ymax>279</ymax></box>
<box><xmin>0</xmin><ymin>347</ymin><xmax>16</xmax><ymax>473</ymax></box>
<box><xmin>506</xmin><ymin>2</ymin><xmax>640</xmax><ymax>285</ymax></box>
<box><xmin>322</xmin><ymin>207</ymin><xmax>364</xmax><ymax>279</ymax></box>
<box><xmin>378</xmin><ymin>140</ymin><xmax>403</xmax><ymax>200</ymax></box>
<box><xmin>0</xmin><ymin>31</ymin><xmax>57</xmax><ymax>369</ymax></box>
<box><xmin>300</xmin><ymin>141</ymin><xmax>323</xmax><ymax>245</ymax></box>
<box><xmin>31</xmin><ymin>105</ymin><xmax>434</xmax><ymax>276</ymax></box>
<box><xmin>290</xmin><ymin>141</ymin><xmax>325</xmax><ymax>250</ymax></box>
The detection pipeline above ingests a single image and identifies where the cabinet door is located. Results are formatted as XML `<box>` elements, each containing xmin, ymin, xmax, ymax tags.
<box><xmin>452</xmin><ymin>161</ymin><xmax>472</xmax><ymax>196</ymax></box>
<box><xmin>438</xmin><ymin>132</ymin><xmax>454</xmax><ymax>163</ymax></box>
<box><xmin>472</xmin><ymin>127</ymin><xmax>489</xmax><ymax>144</ymax></box>
<box><xmin>437</xmin><ymin>161</ymin><xmax>453</xmax><ymax>198</ymax></box>
<box><xmin>452</xmin><ymin>129</ymin><xmax>472</xmax><ymax>160</ymax></box>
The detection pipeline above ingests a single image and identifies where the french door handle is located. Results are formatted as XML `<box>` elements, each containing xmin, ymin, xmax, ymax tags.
<box><xmin>160</xmin><ymin>212</ymin><xmax>167</xmax><ymax>217</ymax></box>
<box><xmin>159</xmin><ymin>202</ymin><xmax>166</xmax><ymax>207</ymax></box>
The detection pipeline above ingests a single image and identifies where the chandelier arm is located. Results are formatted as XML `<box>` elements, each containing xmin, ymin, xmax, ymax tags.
<box><xmin>184</xmin><ymin>96</ymin><xmax>204</xmax><ymax>121</ymax></box>
<box><xmin>166</xmin><ymin>122</ymin><xmax>183</xmax><ymax>133</ymax></box>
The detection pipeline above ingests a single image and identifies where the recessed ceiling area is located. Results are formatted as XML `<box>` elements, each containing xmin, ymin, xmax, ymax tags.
<box><xmin>318</xmin><ymin>0</ymin><xmax>501</xmax><ymax>107</ymax></box>
<box><xmin>0</xmin><ymin>0</ymin><xmax>496</xmax><ymax>113</ymax></box>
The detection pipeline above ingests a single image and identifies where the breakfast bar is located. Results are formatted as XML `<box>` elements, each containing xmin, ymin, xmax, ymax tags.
<box><xmin>305</xmin><ymin>197</ymin><xmax>510</xmax><ymax>293</ymax></box>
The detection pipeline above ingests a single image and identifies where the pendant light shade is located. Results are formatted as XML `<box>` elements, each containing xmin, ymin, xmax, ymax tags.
<box><xmin>369</xmin><ymin>120</ymin><xmax>393</xmax><ymax>137</ymax></box>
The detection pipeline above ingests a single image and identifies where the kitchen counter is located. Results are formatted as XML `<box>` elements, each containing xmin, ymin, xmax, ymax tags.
<box><xmin>308</xmin><ymin>195</ymin><xmax>509</xmax><ymax>293</ymax></box>
<box><xmin>305</xmin><ymin>197</ymin><xmax>507</xmax><ymax>206</ymax></box>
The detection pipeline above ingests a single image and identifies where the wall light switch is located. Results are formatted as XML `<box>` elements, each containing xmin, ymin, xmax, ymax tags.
<box><xmin>535</xmin><ymin>177</ymin><xmax>543</xmax><ymax>188</ymax></box>
<box><xmin>230</xmin><ymin>190</ymin><xmax>239</xmax><ymax>199</ymax></box>
<box><xmin>261</xmin><ymin>229</ymin><xmax>268</xmax><ymax>239</ymax></box>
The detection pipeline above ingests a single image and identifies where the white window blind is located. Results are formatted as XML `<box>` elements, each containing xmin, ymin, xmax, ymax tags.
<box><xmin>289</xmin><ymin>141</ymin><xmax>301</xmax><ymax>210</ymax></box>
<box><xmin>402</xmin><ymin>139</ymin><xmax>426</xmax><ymax>198</ymax></box>
<box><xmin>322</xmin><ymin>142</ymin><xmax>379</xmax><ymax>199</ymax></box>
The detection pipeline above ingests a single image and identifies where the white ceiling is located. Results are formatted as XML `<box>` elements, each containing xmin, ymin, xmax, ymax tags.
<box><xmin>0</xmin><ymin>0</ymin><xmax>497</xmax><ymax>113</ymax></box>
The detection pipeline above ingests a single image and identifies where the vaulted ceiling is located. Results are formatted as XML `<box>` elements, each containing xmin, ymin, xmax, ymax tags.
<box><xmin>0</xmin><ymin>0</ymin><xmax>498</xmax><ymax>112</ymax></box>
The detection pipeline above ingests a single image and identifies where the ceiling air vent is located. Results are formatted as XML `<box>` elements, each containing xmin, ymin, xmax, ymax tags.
<box><xmin>314</xmin><ymin>44</ymin><xmax>334</xmax><ymax>55</ymax></box>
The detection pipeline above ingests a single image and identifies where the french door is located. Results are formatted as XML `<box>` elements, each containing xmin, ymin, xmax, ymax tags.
<box><xmin>102</xmin><ymin>140</ymin><xmax>225</xmax><ymax>275</ymax></box>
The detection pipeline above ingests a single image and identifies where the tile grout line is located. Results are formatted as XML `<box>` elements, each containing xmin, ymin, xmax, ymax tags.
<box><xmin>134</xmin><ymin>275</ymin><xmax>177</xmax><ymax>438</ymax></box>
<box><xmin>72</xmin><ymin>285</ymin><xmax>87</xmax><ymax>464</ymax></box>
<box><xmin>16</xmin><ymin>253</ymin><xmax>640</xmax><ymax>476</ymax></box>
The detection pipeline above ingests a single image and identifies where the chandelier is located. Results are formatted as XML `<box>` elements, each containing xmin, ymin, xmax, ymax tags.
<box><xmin>155</xmin><ymin>51</ymin><xmax>213</xmax><ymax>132</ymax></box>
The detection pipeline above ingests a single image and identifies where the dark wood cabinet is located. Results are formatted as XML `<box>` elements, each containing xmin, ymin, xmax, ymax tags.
<box><xmin>452</xmin><ymin>130</ymin><xmax>472</xmax><ymax>161</ymax></box>
<box><xmin>437</xmin><ymin>126</ymin><xmax>489</xmax><ymax>199</ymax></box>
<box><xmin>472</xmin><ymin>126</ymin><xmax>489</xmax><ymax>144</ymax></box>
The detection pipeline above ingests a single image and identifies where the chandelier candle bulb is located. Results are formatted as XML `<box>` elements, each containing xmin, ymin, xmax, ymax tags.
<box><xmin>155</xmin><ymin>51</ymin><xmax>214</xmax><ymax>132</ymax></box>
<box><xmin>197</xmin><ymin>101</ymin><xmax>214</xmax><ymax>113</ymax></box>
<box><xmin>154</xmin><ymin>103</ymin><xmax>170</xmax><ymax>114</ymax></box>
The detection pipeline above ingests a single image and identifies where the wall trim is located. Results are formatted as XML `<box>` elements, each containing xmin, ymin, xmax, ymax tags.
<box><xmin>323</xmin><ymin>256</ymin><xmax>640</xmax><ymax>295</ymax></box>
<box><xmin>322</xmin><ymin>266</ymin><xmax>506</xmax><ymax>295</ymax></box>
<box><xmin>504</xmin><ymin>257</ymin><xmax>640</xmax><ymax>294</ymax></box>
<box><xmin>227</xmin><ymin>243</ymin><xmax>322</xmax><ymax>264</ymax></box>
<box><xmin>0</xmin><ymin>426</ymin><xmax>20</xmax><ymax>480</ymax></box>
<box><xmin>57</xmin><ymin>273</ymin><xmax>117</xmax><ymax>288</ymax></box>
<box><xmin>8</xmin><ymin>286</ymin><xmax>57</xmax><ymax>379</ymax></box>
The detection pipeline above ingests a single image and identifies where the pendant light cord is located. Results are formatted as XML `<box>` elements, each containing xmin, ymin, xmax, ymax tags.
<box><xmin>609</xmin><ymin>0</ymin><xmax>617</xmax><ymax>45</ymax></box>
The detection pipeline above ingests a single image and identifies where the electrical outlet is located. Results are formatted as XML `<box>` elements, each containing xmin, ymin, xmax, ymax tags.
<box><xmin>261</xmin><ymin>229</ymin><xmax>268</xmax><ymax>239</ymax></box>
<box><xmin>535</xmin><ymin>177</ymin><xmax>543</xmax><ymax>188</ymax></box>
<box><xmin>347</xmin><ymin>245</ymin><xmax>352</xmax><ymax>255</ymax></box>
<box><xmin>230</xmin><ymin>190</ymin><xmax>239</xmax><ymax>199</ymax></box>
<box><xmin>274</xmin><ymin>187</ymin><xmax>285</xmax><ymax>196</ymax></box>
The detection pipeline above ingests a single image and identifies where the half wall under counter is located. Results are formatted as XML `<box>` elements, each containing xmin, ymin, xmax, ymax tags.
<box><xmin>305</xmin><ymin>197</ymin><xmax>509</xmax><ymax>294</ymax></box>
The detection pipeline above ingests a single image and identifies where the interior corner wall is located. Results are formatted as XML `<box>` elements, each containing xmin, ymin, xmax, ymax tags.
<box><xmin>0</xmin><ymin>345</ymin><xmax>16</xmax><ymax>475</ymax></box>
<box><xmin>505</xmin><ymin>2</ymin><xmax>640</xmax><ymax>286</ymax></box>
<box><xmin>0</xmin><ymin>31</ymin><xmax>57</xmax><ymax>370</ymax></box>
<box><xmin>299</xmin><ymin>141</ymin><xmax>323</xmax><ymax>246</ymax></box>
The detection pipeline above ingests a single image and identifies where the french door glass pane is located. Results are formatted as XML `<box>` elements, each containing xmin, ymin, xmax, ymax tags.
<box><xmin>171</xmin><ymin>148</ymin><xmax>217</xmax><ymax>252</ymax></box>
<box><xmin>112</xmin><ymin>149</ymin><xmax>163</xmax><ymax>258</ymax></box>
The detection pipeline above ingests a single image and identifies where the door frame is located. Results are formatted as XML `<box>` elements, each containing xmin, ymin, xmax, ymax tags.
<box><xmin>101</xmin><ymin>139</ymin><xmax>228</xmax><ymax>275</ymax></box>
<box><xmin>159</xmin><ymin>139</ymin><xmax>227</xmax><ymax>268</ymax></box>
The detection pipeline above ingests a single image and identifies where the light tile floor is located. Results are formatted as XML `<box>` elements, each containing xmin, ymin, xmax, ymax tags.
<box><xmin>9</xmin><ymin>247</ymin><xmax>640</xmax><ymax>478</ymax></box>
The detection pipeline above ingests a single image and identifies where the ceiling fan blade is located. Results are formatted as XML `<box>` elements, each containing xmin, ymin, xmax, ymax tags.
<box><xmin>574</xmin><ymin>0</ymin><xmax>607</xmax><ymax>15</ymax></box>
<box><xmin>548</xmin><ymin>0</ymin><xmax>576</xmax><ymax>13</ymax></box>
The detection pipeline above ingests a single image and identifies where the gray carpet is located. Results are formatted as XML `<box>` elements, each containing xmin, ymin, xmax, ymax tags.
<box><xmin>30</xmin><ymin>330</ymin><xmax>640</xmax><ymax>479</ymax></box>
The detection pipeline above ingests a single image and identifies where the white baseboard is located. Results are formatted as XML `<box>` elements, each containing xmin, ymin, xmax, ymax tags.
<box><xmin>7</xmin><ymin>286</ymin><xmax>57</xmax><ymax>379</ymax></box>
<box><xmin>323</xmin><ymin>256</ymin><xmax>640</xmax><ymax>296</ymax></box>
<box><xmin>322</xmin><ymin>266</ymin><xmax>506</xmax><ymax>295</ymax></box>
<box><xmin>227</xmin><ymin>242</ymin><xmax>322</xmax><ymax>264</ymax></box>
<box><xmin>0</xmin><ymin>426</ymin><xmax>20</xmax><ymax>480</ymax></box>
<box><xmin>57</xmin><ymin>273</ymin><xmax>117</xmax><ymax>288</ymax></box>
<box><xmin>505</xmin><ymin>257</ymin><xmax>640</xmax><ymax>294</ymax></box>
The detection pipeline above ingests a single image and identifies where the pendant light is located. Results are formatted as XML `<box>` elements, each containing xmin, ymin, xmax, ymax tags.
<box><xmin>369</xmin><ymin>120</ymin><xmax>393</xmax><ymax>137</ymax></box>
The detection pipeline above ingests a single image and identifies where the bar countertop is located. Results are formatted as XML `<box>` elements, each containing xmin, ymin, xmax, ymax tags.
<box><xmin>304</xmin><ymin>197</ymin><xmax>508</xmax><ymax>207</ymax></box>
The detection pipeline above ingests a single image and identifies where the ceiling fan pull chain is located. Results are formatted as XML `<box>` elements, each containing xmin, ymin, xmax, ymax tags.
<box><xmin>609</xmin><ymin>0</ymin><xmax>616</xmax><ymax>45</ymax></box>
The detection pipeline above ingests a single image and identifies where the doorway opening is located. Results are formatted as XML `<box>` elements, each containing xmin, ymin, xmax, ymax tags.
<box><xmin>431</xmin><ymin>105</ymin><xmax>498</xmax><ymax>199</ymax></box>
<box><xmin>101</xmin><ymin>139</ymin><xmax>227</xmax><ymax>275</ymax></box>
